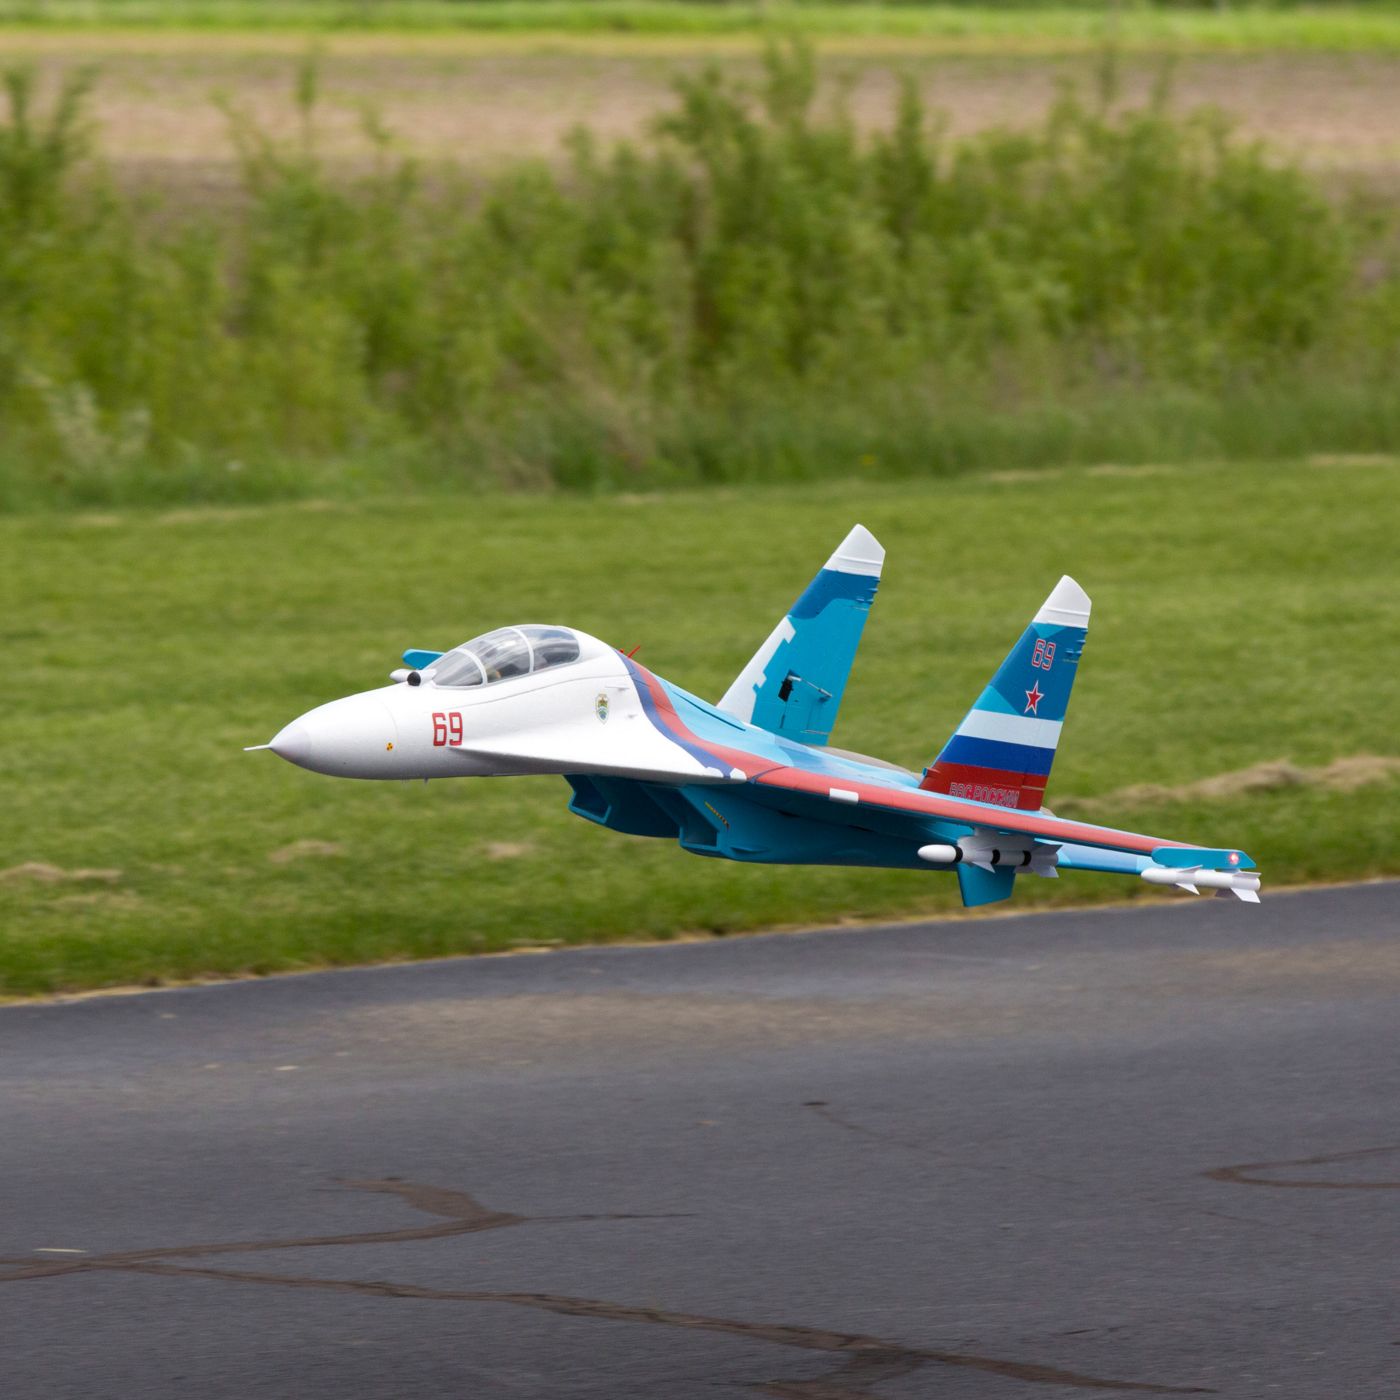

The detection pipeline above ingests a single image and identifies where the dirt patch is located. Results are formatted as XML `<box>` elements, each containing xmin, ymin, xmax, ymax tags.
<box><xmin>480</xmin><ymin>840</ymin><xmax>535</xmax><ymax>861</ymax></box>
<box><xmin>986</xmin><ymin>468</ymin><xmax>1064</xmax><ymax>484</ymax></box>
<box><xmin>155</xmin><ymin>499</ymin><xmax>346</xmax><ymax>526</ymax></box>
<box><xmin>1308</xmin><ymin>452</ymin><xmax>1399</xmax><ymax>468</ymax></box>
<box><xmin>268</xmin><ymin>839</ymin><xmax>343</xmax><ymax>865</ymax></box>
<box><xmin>1318</xmin><ymin>755</ymin><xmax>1400</xmax><ymax>791</ymax></box>
<box><xmin>157</xmin><ymin>506</ymin><xmax>268</xmax><ymax>526</ymax></box>
<box><xmin>52</xmin><ymin>892</ymin><xmax>145</xmax><ymax>913</ymax></box>
<box><xmin>0</xmin><ymin>862</ymin><xmax>122</xmax><ymax>884</ymax></box>
<box><xmin>1062</xmin><ymin>755</ymin><xmax>1400</xmax><ymax>814</ymax></box>
<box><xmin>1084</xmin><ymin>463</ymin><xmax>1172</xmax><ymax>478</ymax></box>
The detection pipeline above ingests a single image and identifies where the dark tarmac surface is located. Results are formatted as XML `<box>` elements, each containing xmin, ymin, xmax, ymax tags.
<box><xmin>2</xmin><ymin>883</ymin><xmax>1397</xmax><ymax>1399</ymax></box>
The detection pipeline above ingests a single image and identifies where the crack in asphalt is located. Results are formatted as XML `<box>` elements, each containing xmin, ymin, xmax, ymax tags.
<box><xmin>754</xmin><ymin>1346</ymin><xmax>928</xmax><ymax>1399</ymax></box>
<box><xmin>0</xmin><ymin>1177</ymin><xmax>677</xmax><ymax>1278</ymax></box>
<box><xmin>799</xmin><ymin>1101</ymin><xmax>1108</xmax><ymax>1191</ymax></box>
<box><xmin>800</xmin><ymin>1101</ymin><xmax>938</xmax><ymax>1156</ymax></box>
<box><xmin>801</xmin><ymin>1102</ymin><xmax>1373</xmax><ymax>1252</ymax></box>
<box><xmin>1203</xmin><ymin>1144</ymin><xmax>1400</xmax><ymax>1189</ymax></box>
<box><xmin>0</xmin><ymin>1178</ymin><xmax>1212</xmax><ymax>1397</ymax></box>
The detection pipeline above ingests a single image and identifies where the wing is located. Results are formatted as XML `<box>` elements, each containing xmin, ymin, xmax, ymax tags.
<box><xmin>745</xmin><ymin>764</ymin><xmax>1260</xmax><ymax>906</ymax></box>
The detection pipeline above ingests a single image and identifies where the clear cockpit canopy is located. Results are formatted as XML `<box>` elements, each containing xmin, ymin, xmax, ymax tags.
<box><xmin>428</xmin><ymin>625</ymin><xmax>583</xmax><ymax>688</ymax></box>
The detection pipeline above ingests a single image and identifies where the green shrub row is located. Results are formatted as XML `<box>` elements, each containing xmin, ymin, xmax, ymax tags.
<box><xmin>2</xmin><ymin>46</ymin><xmax>1398</xmax><ymax>507</ymax></box>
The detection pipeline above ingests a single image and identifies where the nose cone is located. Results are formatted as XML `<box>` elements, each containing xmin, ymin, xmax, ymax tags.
<box><xmin>268</xmin><ymin>719</ymin><xmax>315</xmax><ymax>767</ymax></box>
<box><xmin>269</xmin><ymin>695</ymin><xmax>399</xmax><ymax>778</ymax></box>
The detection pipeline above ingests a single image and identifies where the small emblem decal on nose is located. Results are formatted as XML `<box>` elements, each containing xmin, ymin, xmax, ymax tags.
<box><xmin>595</xmin><ymin>692</ymin><xmax>610</xmax><ymax>724</ymax></box>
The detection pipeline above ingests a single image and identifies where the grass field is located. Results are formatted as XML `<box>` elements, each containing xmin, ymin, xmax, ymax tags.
<box><xmin>6</xmin><ymin>3</ymin><xmax>1400</xmax><ymax>56</ymax></box>
<box><xmin>4</xmin><ymin>457</ymin><xmax>1398</xmax><ymax>997</ymax></box>
<box><xmin>1</xmin><ymin>11</ymin><xmax>1396</xmax><ymax>996</ymax></box>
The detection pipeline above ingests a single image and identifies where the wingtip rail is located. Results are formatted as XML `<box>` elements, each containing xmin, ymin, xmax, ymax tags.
<box><xmin>1140</xmin><ymin>864</ymin><xmax>1262</xmax><ymax>901</ymax></box>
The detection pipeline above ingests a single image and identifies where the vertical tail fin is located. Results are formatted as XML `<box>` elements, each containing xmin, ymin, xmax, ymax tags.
<box><xmin>921</xmin><ymin>576</ymin><xmax>1090</xmax><ymax>812</ymax></box>
<box><xmin>716</xmin><ymin>524</ymin><xmax>884</xmax><ymax>747</ymax></box>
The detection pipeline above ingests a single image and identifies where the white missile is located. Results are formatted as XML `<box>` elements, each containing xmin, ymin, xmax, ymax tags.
<box><xmin>1140</xmin><ymin>864</ymin><xmax>1261</xmax><ymax>902</ymax></box>
<box><xmin>917</xmin><ymin>843</ymin><xmax>960</xmax><ymax>865</ymax></box>
<box><xmin>917</xmin><ymin>838</ymin><xmax>1059</xmax><ymax>878</ymax></box>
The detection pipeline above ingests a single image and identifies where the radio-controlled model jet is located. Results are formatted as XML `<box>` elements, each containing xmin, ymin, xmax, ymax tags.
<box><xmin>250</xmin><ymin>526</ymin><xmax>1261</xmax><ymax>907</ymax></box>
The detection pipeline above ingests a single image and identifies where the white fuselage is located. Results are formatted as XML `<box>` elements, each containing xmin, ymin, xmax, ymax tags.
<box><xmin>268</xmin><ymin>629</ymin><xmax>734</xmax><ymax>785</ymax></box>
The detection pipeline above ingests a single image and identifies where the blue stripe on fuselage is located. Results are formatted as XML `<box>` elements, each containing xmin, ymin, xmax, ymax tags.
<box><xmin>937</xmin><ymin>733</ymin><xmax>1055</xmax><ymax>777</ymax></box>
<box><xmin>621</xmin><ymin>656</ymin><xmax>731</xmax><ymax>776</ymax></box>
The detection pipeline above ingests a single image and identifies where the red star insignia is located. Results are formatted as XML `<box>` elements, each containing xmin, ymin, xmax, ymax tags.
<box><xmin>1024</xmin><ymin>681</ymin><xmax>1044</xmax><ymax>715</ymax></box>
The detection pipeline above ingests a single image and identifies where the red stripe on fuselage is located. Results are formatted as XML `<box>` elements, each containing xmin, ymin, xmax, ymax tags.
<box><xmin>627</xmin><ymin>660</ymin><xmax>1185</xmax><ymax>857</ymax></box>
<box><xmin>753</xmin><ymin>765</ymin><xmax>1185</xmax><ymax>855</ymax></box>
<box><xmin>627</xmin><ymin>660</ymin><xmax>776</xmax><ymax>780</ymax></box>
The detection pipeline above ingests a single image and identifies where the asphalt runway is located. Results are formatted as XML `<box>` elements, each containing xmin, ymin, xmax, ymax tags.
<box><xmin>2</xmin><ymin>883</ymin><xmax>1397</xmax><ymax>1400</ymax></box>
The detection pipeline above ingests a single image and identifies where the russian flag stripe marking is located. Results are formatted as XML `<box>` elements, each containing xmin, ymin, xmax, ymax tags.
<box><xmin>937</xmin><ymin>734</ymin><xmax>1056</xmax><ymax>777</ymax></box>
<box><xmin>954</xmin><ymin>710</ymin><xmax>1063</xmax><ymax>748</ymax></box>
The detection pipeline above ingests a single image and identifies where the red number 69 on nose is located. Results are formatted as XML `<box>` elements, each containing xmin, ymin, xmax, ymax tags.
<box><xmin>431</xmin><ymin>712</ymin><xmax>464</xmax><ymax>746</ymax></box>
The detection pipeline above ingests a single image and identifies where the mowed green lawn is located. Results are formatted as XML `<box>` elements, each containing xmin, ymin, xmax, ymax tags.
<box><xmin>3</xmin><ymin>458</ymin><xmax>1397</xmax><ymax>996</ymax></box>
<box><xmin>7</xmin><ymin>3</ymin><xmax>1400</xmax><ymax>54</ymax></box>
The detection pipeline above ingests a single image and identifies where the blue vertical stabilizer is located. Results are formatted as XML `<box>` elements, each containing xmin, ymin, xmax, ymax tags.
<box><xmin>715</xmin><ymin>524</ymin><xmax>883</xmax><ymax>747</ymax></box>
<box><xmin>922</xmin><ymin>575</ymin><xmax>1090</xmax><ymax>812</ymax></box>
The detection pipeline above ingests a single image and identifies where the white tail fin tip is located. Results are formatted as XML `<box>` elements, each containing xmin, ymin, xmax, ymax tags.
<box><xmin>1034</xmin><ymin>574</ymin><xmax>1091</xmax><ymax>627</ymax></box>
<box><xmin>824</xmin><ymin>523</ymin><xmax>884</xmax><ymax>577</ymax></box>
